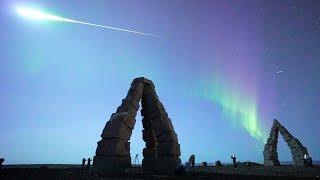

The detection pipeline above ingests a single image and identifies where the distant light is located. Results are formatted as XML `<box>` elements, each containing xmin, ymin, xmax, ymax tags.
<box><xmin>276</xmin><ymin>70</ymin><xmax>284</xmax><ymax>74</ymax></box>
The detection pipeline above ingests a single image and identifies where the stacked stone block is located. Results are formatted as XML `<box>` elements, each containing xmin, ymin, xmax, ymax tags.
<box><xmin>263</xmin><ymin>119</ymin><xmax>310</xmax><ymax>167</ymax></box>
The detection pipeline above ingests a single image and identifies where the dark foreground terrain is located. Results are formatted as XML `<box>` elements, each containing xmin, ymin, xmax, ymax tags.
<box><xmin>1</xmin><ymin>164</ymin><xmax>320</xmax><ymax>180</ymax></box>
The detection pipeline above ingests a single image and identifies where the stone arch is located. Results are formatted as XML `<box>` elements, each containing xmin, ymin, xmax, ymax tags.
<box><xmin>93</xmin><ymin>77</ymin><xmax>181</xmax><ymax>175</ymax></box>
<box><xmin>263</xmin><ymin>119</ymin><xmax>309</xmax><ymax>166</ymax></box>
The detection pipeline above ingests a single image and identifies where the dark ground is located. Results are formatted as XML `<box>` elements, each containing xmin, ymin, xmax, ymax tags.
<box><xmin>1</xmin><ymin>164</ymin><xmax>320</xmax><ymax>180</ymax></box>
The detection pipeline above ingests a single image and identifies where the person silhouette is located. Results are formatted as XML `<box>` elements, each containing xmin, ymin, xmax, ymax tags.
<box><xmin>308</xmin><ymin>154</ymin><xmax>313</xmax><ymax>167</ymax></box>
<box><xmin>231</xmin><ymin>154</ymin><xmax>237</xmax><ymax>168</ymax></box>
<box><xmin>0</xmin><ymin>158</ymin><xmax>4</xmax><ymax>169</ymax></box>
<box><xmin>82</xmin><ymin>158</ymin><xmax>86</xmax><ymax>169</ymax></box>
<box><xmin>303</xmin><ymin>154</ymin><xmax>308</xmax><ymax>164</ymax></box>
<box><xmin>133</xmin><ymin>154</ymin><xmax>139</xmax><ymax>166</ymax></box>
<box><xmin>87</xmin><ymin>158</ymin><xmax>91</xmax><ymax>169</ymax></box>
<box><xmin>304</xmin><ymin>153</ymin><xmax>313</xmax><ymax>167</ymax></box>
<box><xmin>189</xmin><ymin>154</ymin><xmax>195</xmax><ymax>169</ymax></box>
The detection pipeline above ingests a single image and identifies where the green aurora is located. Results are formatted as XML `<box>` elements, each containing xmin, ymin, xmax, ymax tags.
<box><xmin>192</xmin><ymin>79</ymin><xmax>268</xmax><ymax>143</ymax></box>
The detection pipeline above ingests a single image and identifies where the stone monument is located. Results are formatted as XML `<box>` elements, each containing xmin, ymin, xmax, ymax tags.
<box><xmin>93</xmin><ymin>77</ymin><xmax>181</xmax><ymax>175</ymax></box>
<box><xmin>263</xmin><ymin>119</ymin><xmax>310</xmax><ymax>166</ymax></box>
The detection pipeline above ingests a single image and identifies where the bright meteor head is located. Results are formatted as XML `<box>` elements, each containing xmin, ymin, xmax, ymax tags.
<box><xmin>16</xmin><ymin>7</ymin><xmax>65</xmax><ymax>21</ymax></box>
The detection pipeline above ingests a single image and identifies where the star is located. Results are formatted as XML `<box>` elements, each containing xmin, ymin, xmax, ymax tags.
<box><xmin>276</xmin><ymin>70</ymin><xmax>284</xmax><ymax>74</ymax></box>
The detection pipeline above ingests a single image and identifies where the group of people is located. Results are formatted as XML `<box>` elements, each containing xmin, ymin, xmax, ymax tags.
<box><xmin>82</xmin><ymin>158</ymin><xmax>92</xmax><ymax>169</ymax></box>
<box><xmin>186</xmin><ymin>153</ymin><xmax>313</xmax><ymax>168</ymax></box>
<box><xmin>186</xmin><ymin>154</ymin><xmax>238</xmax><ymax>169</ymax></box>
<box><xmin>0</xmin><ymin>152</ymin><xmax>313</xmax><ymax>174</ymax></box>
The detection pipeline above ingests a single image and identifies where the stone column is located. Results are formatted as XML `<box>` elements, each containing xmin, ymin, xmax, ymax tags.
<box><xmin>277</xmin><ymin>122</ymin><xmax>309</xmax><ymax>166</ymax></box>
<box><xmin>263</xmin><ymin>120</ymin><xmax>280</xmax><ymax>166</ymax></box>
<box><xmin>141</xmin><ymin>79</ymin><xmax>181</xmax><ymax>174</ymax></box>
<box><xmin>93</xmin><ymin>79</ymin><xmax>143</xmax><ymax>175</ymax></box>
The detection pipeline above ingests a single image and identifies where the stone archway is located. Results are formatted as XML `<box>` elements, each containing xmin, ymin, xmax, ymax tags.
<box><xmin>93</xmin><ymin>77</ymin><xmax>181</xmax><ymax>175</ymax></box>
<box><xmin>263</xmin><ymin>119</ymin><xmax>309</xmax><ymax>166</ymax></box>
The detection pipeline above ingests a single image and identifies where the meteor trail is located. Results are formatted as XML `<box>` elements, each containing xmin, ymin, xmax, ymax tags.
<box><xmin>16</xmin><ymin>7</ymin><xmax>158</xmax><ymax>37</ymax></box>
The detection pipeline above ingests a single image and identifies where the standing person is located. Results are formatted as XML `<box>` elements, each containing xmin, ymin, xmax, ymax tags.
<box><xmin>192</xmin><ymin>154</ymin><xmax>195</xmax><ymax>168</ymax></box>
<box><xmin>303</xmin><ymin>154</ymin><xmax>308</xmax><ymax>166</ymax></box>
<box><xmin>308</xmin><ymin>154</ymin><xmax>313</xmax><ymax>167</ymax></box>
<box><xmin>81</xmin><ymin>158</ymin><xmax>86</xmax><ymax>169</ymax></box>
<box><xmin>87</xmin><ymin>158</ymin><xmax>91</xmax><ymax>169</ymax></box>
<box><xmin>189</xmin><ymin>154</ymin><xmax>195</xmax><ymax>169</ymax></box>
<box><xmin>304</xmin><ymin>153</ymin><xmax>313</xmax><ymax>167</ymax></box>
<box><xmin>0</xmin><ymin>158</ymin><xmax>4</xmax><ymax>169</ymax></box>
<box><xmin>231</xmin><ymin>154</ymin><xmax>237</xmax><ymax>168</ymax></box>
<box><xmin>133</xmin><ymin>154</ymin><xmax>139</xmax><ymax>166</ymax></box>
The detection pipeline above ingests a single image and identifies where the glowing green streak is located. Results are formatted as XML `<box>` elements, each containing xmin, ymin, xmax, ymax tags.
<box><xmin>195</xmin><ymin>79</ymin><xmax>267</xmax><ymax>142</ymax></box>
<box><xmin>16</xmin><ymin>7</ymin><xmax>158</xmax><ymax>37</ymax></box>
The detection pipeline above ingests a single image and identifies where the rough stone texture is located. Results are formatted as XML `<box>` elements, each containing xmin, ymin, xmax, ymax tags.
<box><xmin>95</xmin><ymin>140</ymin><xmax>130</xmax><ymax>157</ymax></box>
<box><xmin>93</xmin><ymin>77</ymin><xmax>181</xmax><ymax>175</ymax></box>
<box><xmin>263</xmin><ymin>119</ymin><xmax>310</xmax><ymax>167</ymax></box>
<box><xmin>100</xmin><ymin>114</ymin><xmax>134</xmax><ymax>141</ymax></box>
<box><xmin>139</xmin><ymin>79</ymin><xmax>181</xmax><ymax>174</ymax></box>
<box><xmin>156</xmin><ymin>142</ymin><xmax>181</xmax><ymax>156</ymax></box>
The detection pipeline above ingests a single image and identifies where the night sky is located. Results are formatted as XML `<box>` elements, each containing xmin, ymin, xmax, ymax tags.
<box><xmin>0</xmin><ymin>0</ymin><xmax>319</xmax><ymax>164</ymax></box>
